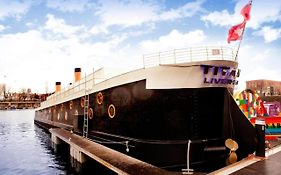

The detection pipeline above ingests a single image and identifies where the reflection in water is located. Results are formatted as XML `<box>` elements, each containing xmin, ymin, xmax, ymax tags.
<box><xmin>0</xmin><ymin>110</ymin><xmax>116</xmax><ymax>175</ymax></box>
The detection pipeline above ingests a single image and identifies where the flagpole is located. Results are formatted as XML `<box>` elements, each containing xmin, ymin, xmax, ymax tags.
<box><xmin>234</xmin><ymin>0</ymin><xmax>252</xmax><ymax>61</ymax></box>
<box><xmin>234</xmin><ymin>23</ymin><xmax>246</xmax><ymax>61</ymax></box>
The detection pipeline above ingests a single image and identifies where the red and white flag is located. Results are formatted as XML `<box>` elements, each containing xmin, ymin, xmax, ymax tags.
<box><xmin>241</xmin><ymin>0</ymin><xmax>252</xmax><ymax>21</ymax></box>
<box><xmin>227</xmin><ymin>21</ymin><xmax>246</xmax><ymax>43</ymax></box>
<box><xmin>227</xmin><ymin>0</ymin><xmax>252</xmax><ymax>43</ymax></box>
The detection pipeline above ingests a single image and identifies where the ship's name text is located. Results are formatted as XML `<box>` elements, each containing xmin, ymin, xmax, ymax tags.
<box><xmin>201</xmin><ymin>64</ymin><xmax>240</xmax><ymax>85</ymax></box>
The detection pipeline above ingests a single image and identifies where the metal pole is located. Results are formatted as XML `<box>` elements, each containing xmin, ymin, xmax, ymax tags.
<box><xmin>234</xmin><ymin>25</ymin><xmax>245</xmax><ymax>61</ymax></box>
<box><xmin>234</xmin><ymin>0</ymin><xmax>253</xmax><ymax>61</ymax></box>
<box><xmin>182</xmin><ymin>140</ymin><xmax>193</xmax><ymax>174</ymax></box>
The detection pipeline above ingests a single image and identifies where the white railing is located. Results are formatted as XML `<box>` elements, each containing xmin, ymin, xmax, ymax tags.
<box><xmin>143</xmin><ymin>46</ymin><xmax>236</xmax><ymax>68</ymax></box>
<box><xmin>40</xmin><ymin>71</ymin><xmax>104</xmax><ymax>109</ymax></box>
<box><xmin>39</xmin><ymin>67</ymin><xmax>130</xmax><ymax>109</ymax></box>
<box><xmin>39</xmin><ymin>46</ymin><xmax>236</xmax><ymax>109</ymax></box>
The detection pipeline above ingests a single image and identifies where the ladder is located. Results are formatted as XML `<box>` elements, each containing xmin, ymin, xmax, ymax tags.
<box><xmin>83</xmin><ymin>90</ymin><xmax>89</xmax><ymax>138</ymax></box>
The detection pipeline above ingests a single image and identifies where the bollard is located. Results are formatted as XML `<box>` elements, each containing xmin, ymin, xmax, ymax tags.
<box><xmin>255</xmin><ymin>118</ymin><xmax>265</xmax><ymax>157</ymax></box>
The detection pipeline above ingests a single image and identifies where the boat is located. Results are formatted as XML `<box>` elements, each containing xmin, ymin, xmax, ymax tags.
<box><xmin>35</xmin><ymin>46</ymin><xmax>258</xmax><ymax>172</ymax></box>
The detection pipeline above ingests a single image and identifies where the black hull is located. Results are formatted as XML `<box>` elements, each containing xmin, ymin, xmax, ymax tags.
<box><xmin>35</xmin><ymin>80</ymin><xmax>257</xmax><ymax>172</ymax></box>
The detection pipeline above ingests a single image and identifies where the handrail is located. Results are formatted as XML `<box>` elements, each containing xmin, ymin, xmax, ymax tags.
<box><xmin>143</xmin><ymin>46</ymin><xmax>236</xmax><ymax>68</ymax></box>
<box><xmin>39</xmin><ymin>46</ymin><xmax>236</xmax><ymax>109</ymax></box>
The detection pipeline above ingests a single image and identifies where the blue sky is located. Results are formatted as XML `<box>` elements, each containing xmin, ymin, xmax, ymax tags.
<box><xmin>0</xmin><ymin>0</ymin><xmax>280</xmax><ymax>93</ymax></box>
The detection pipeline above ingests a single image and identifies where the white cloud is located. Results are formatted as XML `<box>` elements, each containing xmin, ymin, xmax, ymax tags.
<box><xmin>238</xmin><ymin>66</ymin><xmax>281</xmax><ymax>90</ymax></box>
<box><xmin>0</xmin><ymin>15</ymin><xmax>131</xmax><ymax>92</ymax></box>
<box><xmin>25</xmin><ymin>22</ymin><xmax>35</xmax><ymax>28</ymax></box>
<box><xmin>0</xmin><ymin>25</ymin><xmax>6</xmax><ymax>32</ymax></box>
<box><xmin>95</xmin><ymin>0</ymin><xmax>159</xmax><ymax>27</ymax></box>
<box><xmin>248</xmin><ymin>1</ymin><xmax>281</xmax><ymax>29</ymax></box>
<box><xmin>236</xmin><ymin>45</ymin><xmax>281</xmax><ymax>90</ymax></box>
<box><xmin>46</xmin><ymin>0</ymin><xmax>92</xmax><ymax>12</ymax></box>
<box><xmin>90</xmin><ymin>24</ymin><xmax>108</xmax><ymax>35</ymax></box>
<box><xmin>0</xmin><ymin>0</ymin><xmax>33</xmax><ymax>20</ymax></box>
<box><xmin>140</xmin><ymin>29</ymin><xmax>206</xmax><ymax>52</ymax></box>
<box><xmin>201</xmin><ymin>9</ymin><xmax>241</xmax><ymax>27</ymax></box>
<box><xmin>94</xmin><ymin>0</ymin><xmax>205</xmax><ymax>32</ymax></box>
<box><xmin>159</xmin><ymin>0</ymin><xmax>205</xmax><ymax>21</ymax></box>
<box><xmin>201</xmin><ymin>0</ymin><xmax>281</xmax><ymax>29</ymax></box>
<box><xmin>254</xmin><ymin>26</ymin><xmax>281</xmax><ymax>43</ymax></box>
<box><xmin>45</xmin><ymin>14</ymin><xmax>86</xmax><ymax>38</ymax></box>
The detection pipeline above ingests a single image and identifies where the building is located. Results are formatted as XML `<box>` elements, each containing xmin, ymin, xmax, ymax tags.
<box><xmin>0</xmin><ymin>84</ymin><xmax>6</xmax><ymax>100</ymax></box>
<box><xmin>246</xmin><ymin>79</ymin><xmax>281</xmax><ymax>96</ymax></box>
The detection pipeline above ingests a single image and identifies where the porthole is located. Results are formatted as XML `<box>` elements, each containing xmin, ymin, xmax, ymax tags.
<box><xmin>69</xmin><ymin>101</ymin><xmax>73</xmax><ymax>109</ymax></box>
<box><xmin>80</xmin><ymin>97</ymin><xmax>85</xmax><ymax>108</ymax></box>
<box><xmin>96</xmin><ymin>92</ymin><xmax>103</xmax><ymax>105</ymax></box>
<box><xmin>108</xmin><ymin>104</ymin><xmax>116</xmax><ymax>118</ymax></box>
<box><xmin>88</xmin><ymin>108</ymin><xmax>93</xmax><ymax>119</ymax></box>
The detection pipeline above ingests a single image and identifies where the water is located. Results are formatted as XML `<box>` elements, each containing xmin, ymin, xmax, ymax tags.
<box><xmin>0</xmin><ymin>110</ymin><xmax>115</xmax><ymax>175</ymax></box>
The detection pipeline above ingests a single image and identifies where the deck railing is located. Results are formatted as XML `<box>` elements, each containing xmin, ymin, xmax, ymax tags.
<box><xmin>40</xmin><ymin>73</ymin><xmax>97</xmax><ymax>109</ymax></box>
<box><xmin>143</xmin><ymin>46</ymin><xmax>236</xmax><ymax>68</ymax></box>
<box><xmin>39</xmin><ymin>46</ymin><xmax>236</xmax><ymax>109</ymax></box>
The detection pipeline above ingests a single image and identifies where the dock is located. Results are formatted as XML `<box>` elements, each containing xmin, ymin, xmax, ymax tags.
<box><xmin>49</xmin><ymin>128</ymin><xmax>281</xmax><ymax>175</ymax></box>
<box><xmin>209</xmin><ymin>140</ymin><xmax>281</xmax><ymax>175</ymax></box>
<box><xmin>50</xmin><ymin>128</ymin><xmax>189</xmax><ymax>175</ymax></box>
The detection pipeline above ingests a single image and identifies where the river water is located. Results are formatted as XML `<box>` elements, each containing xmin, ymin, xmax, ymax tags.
<box><xmin>0</xmin><ymin>110</ymin><xmax>115</xmax><ymax>175</ymax></box>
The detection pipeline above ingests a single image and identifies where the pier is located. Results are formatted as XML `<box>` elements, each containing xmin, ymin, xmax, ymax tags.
<box><xmin>49</xmin><ymin>128</ymin><xmax>201</xmax><ymax>175</ymax></box>
<box><xmin>209</xmin><ymin>141</ymin><xmax>281</xmax><ymax>175</ymax></box>
<box><xmin>47</xmin><ymin>127</ymin><xmax>281</xmax><ymax>175</ymax></box>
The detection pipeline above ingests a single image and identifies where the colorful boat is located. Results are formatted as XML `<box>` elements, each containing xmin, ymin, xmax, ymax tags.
<box><xmin>35</xmin><ymin>46</ymin><xmax>257</xmax><ymax>171</ymax></box>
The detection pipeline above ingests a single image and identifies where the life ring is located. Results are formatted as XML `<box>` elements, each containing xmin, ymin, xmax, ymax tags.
<box><xmin>108</xmin><ymin>104</ymin><xmax>116</xmax><ymax>118</ymax></box>
<box><xmin>88</xmin><ymin>108</ymin><xmax>93</xmax><ymax>119</ymax></box>
<box><xmin>80</xmin><ymin>97</ymin><xmax>85</xmax><ymax>108</ymax></box>
<box><xmin>96</xmin><ymin>92</ymin><xmax>103</xmax><ymax>105</ymax></box>
<box><xmin>69</xmin><ymin>101</ymin><xmax>73</xmax><ymax>109</ymax></box>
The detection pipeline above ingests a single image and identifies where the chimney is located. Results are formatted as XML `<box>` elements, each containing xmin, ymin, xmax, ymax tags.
<box><xmin>74</xmin><ymin>68</ymin><xmax>81</xmax><ymax>82</ymax></box>
<box><xmin>55</xmin><ymin>82</ymin><xmax>61</xmax><ymax>92</ymax></box>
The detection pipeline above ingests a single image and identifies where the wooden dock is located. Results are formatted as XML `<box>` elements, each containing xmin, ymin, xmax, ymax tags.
<box><xmin>50</xmin><ymin>128</ymin><xmax>191</xmax><ymax>175</ymax></box>
<box><xmin>49</xmin><ymin>128</ymin><xmax>281</xmax><ymax>175</ymax></box>
<box><xmin>209</xmin><ymin>140</ymin><xmax>281</xmax><ymax>175</ymax></box>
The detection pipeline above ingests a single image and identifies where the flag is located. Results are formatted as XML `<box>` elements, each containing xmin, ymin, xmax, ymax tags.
<box><xmin>241</xmin><ymin>1</ymin><xmax>252</xmax><ymax>21</ymax></box>
<box><xmin>227</xmin><ymin>0</ymin><xmax>252</xmax><ymax>44</ymax></box>
<box><xmin>227</xmin><ymin>21</ymin><xmax>246</xmax><ymax>43</ymax></box>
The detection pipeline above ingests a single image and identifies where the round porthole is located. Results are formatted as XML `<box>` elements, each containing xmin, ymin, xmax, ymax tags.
<box><xmin>88</xmin><ymin>108</ymin><xmax>93</xmax><ymax>119</ymax></box>
<box><xmin>96</xmin><ymin>92</ymin><xmax>103</xmax><ymax>105</ymax></box>
<box><xmin>69</xmin><ymin>101</ymin><xmax>73</xmax><ymax>109</ymax></box>
<box><xmin>80</xmin><ymin>97</ymin><xmax>85</xmax><ymax>108</ymax></box>
<box><xmin>108</xmin><ymin>104</ymin><xmax>116</xmax><ymax>118</ymax></box>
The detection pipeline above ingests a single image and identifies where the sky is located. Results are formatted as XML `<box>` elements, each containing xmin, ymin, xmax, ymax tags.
<box><xmin>0</xmin><ymin>0</ymin><xmax>280</xmax><ymax>93</ymax></box>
